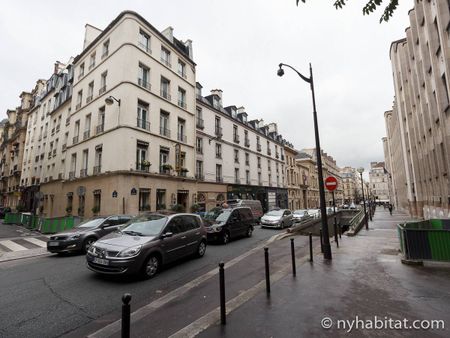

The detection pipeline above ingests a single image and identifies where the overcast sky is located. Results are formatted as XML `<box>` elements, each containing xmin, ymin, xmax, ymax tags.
<box><xmin>0</xmin><ymin>0</ymin><xmax>413</xmax><ymax>171</ymax></box>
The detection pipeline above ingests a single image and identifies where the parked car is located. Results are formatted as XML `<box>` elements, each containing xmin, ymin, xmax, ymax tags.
<box><xmin>86</xmin><ymin>213</ymin><xmax>207</xmax><ymax>279</ymax></box>
<box><xmin>47</xmin><ymin>215</ymin><xmax>132</xmax><ymax>254</ymax></box>
<box><xmin>292</xmin><ymin>209</ymin><xmax>312</xmax><ymax>223</ymax></box>
<box><xmin>260</xmin><ymin>209</ymin><xmax>294</xmax><ymax>229</ymax></box>
<box><xmin>349</xmin><ymin>203</ymin><xmax>357</xmax><ymax>209</ymax></box>
<box><xmin>0</xmin><ymin>206</ymin><xmax>11</xmax><ymax>219</ymax></box>
<box><xmin>204</xmin><ymin>207</ymin><xmax>255</xmax><ymax>244</ymax></box>
<box><xmin>226</xmin><ymin>199</ymin><xmax>264</xmax><ymax>222</ymax></box>
<box><xmin>307</xmin><ymin>209</ymin><xmax>321</xmax><ymax>218</ymax></box>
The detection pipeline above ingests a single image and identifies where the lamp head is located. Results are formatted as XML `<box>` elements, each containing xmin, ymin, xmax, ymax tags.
<box><xmin>277</xmin><ymin>64</ymin><xmax>284</xmax><ymax>77</ymax></box>
<box><xmin>105</xmin><ymin>96</ymin><xmax>114</xmax><ymax>105</ymax></box>
<box><xmin>357</xmin><ymin>167</ymin><xmax>364</xmax><ymax>174</ymax></box>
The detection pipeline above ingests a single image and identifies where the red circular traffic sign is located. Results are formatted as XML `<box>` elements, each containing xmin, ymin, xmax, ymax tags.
<box><xmin>325</xmin><ymin>176</ymin><xmax>338</xmax><ymax>191</ymax></box>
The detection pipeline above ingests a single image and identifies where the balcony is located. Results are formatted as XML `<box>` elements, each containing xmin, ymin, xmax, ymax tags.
<box><xmin>245</xmin><ymin>161</ymin><xmax>250</xmax><ymax>166</ymax></box>
<box><xmin>195</xmin><ymin>173</ymin><xmax>204</xmax><ymax>180</ymax></box>
<box><xmin>216</xmin><ymin>177</ymin><xmax>223</xmax><ymax>183</ymax></box>
<box><xmin>138</xmin><ymin>78</ymin><xmax>151</xmax><ymax>91</ymax></box>
<box><xmin>275</xmin><ymin>153</ymin><xmax>279</xmax><ymax>159</ymax></box>
<box><xmin>99</xmin><ymin>86</ymin><xmax>107</xmax><ymax>95</ymax></box>
<box><xmin>216</xmin><ymin>153</ymin><xmax>222</xmax><ymax>159</ymax></box>
<box><xmin>196</xmin><ymin>118</ymin><xmax>204</xmax><ymax>129</ymax></box>
<box><xmin>257</xmin><ymin>164</ymin><xmax>261</xmax><ymax>169</ymax></box>
<box><xmin>233</xmin><ymin>134</ymin><xmax>240</xmax><ymax>143</ymax></box>
<box><xmin>136</xmin><ymin>162</ymin><xmax>150</xmax><ymax>172</ymax></box>
<box><xmin>62</xmin><ymin>144</ymin><xmax>67</xmax><ymax>152</ymax></box>
<box><xmin>101</xmin><ymin>50</ymin><xmax>109</xmax><ymax>59</ymax></box>
<box><xmin>66</xmin><ymin>117</ymin><xmax>70</xmax><ymax>126</ymax></box>
<box><xmin>51</xmin><ymin>128</ymin><xmax>55</xmax><ymax>136</ymax></box>
<box><xmin>234</xmin><ymin>158</ymin><xmax>239</xmax><ymax>164</ymax></box>
<box><xmin>56</xmin><ymin>124</ymin><xmax>60</xmax><ymax>133</ymax></box>
<box><xmin>178</xmin><ymin>100</ymin><xmax>187</xmax><ymax>109</ymax></box>
<box><xmin>257</xmin><ymin>144</ymin><xmax>262</xmax><ymax>152</ymax></box>
<box><xmin>137</xmin><ymin>118</ymin><xmax>150</xmax><ymax>131</ymax></box>
<box><xmin>196</xmin><ymin>147</ymin><xmax>203</xmax><ymax>155</ymax></box>
<box><xmin>53</xmin><ymin>149</ymin><xmax>56</xmax><ymax>157</ymax></box>
<box><xmin>96</xmin><ymin>124</ymin><xmax>104</xmax><ymax>135</ymax></box>
<box><xmin>38</xmin><ymin>135</ymin><xmax>42</xmax><ymax>141</ymax></box>
<box><xmin>160</xmin><ymin>127</ymin><xmax>171</xmax><ymax>138</ymax></box>
<box><xmin>235</xmin><ymin>178</ymin><xmax>241</xmax><ymax>184</ymax></box>
<box><xmin>93</xmin><ymin>165</ymin><xmax>101</xmax><ymax>175</ymax></box>
<box><xmin>267</xmin><ymin>149</ymin><xmax>272</xmax><ymax>156</ymax></box>
<box><xmin>69</xmin><ymin>171</ymin><xmax>75</xmax><ymax>179</ymax></box>
<box><xmin>80</xmin><ymin>169</ymin><xmax>87</xmax><ymax>178</ymax></box>
<box><xmin>215</xmin><ymin>127</ymin><xmax>223</xmax><ymax>138</ymax></box>
<box><xmin>177</xmin><ymin>133</ymin><xmax>187</xmax><ymax>143</ymax></box>
<box><xmin>48</xmin><ymin>152</ymin><xmax>52</xmax><ymax>159</ymax></box>
<box><xmin>73</xmin><ymin>136</ymin><xmax>79</xmax><ymax>145</ymax></box>
<box><xmin>86</xmin><ymin>95</ymin><xmax>93</xmax><ymax>103</ymax></box>
<box><xmin>58</xmin><ymin>173</ymin><xmax>63</xmax><ymax>180</ymax></box>
<box><xmin>83</xmin><ymin>130</ymin><xmax>90</xmax><ymax>140</ymax></box>
<box><xmin>160</xmin><ymin>89</ymin><xmax>171</xmax><ymax>101</ymax></box>
<box><xmin>281</xmin><ymin>154</ymin><xmax>285</xmax><ymax>161</ymax></box>
<box><xmin>75</xmin><ymin>102</ymin><xmax>81</xmax><ymax>110</ymax></box>
<box><xmin>178</xmin><ymin>70</ymin><xmax>187</xmax><ymax>79</ymax></box>
<box><xmin>160</xmin><ymin>57</ymin><xmax>171</xmax><ymax>68</ymax></box>
<box><xmin>138</xmin><ymin>42</ymin><xmax>152</xmax><ymax>54</ymax></box>
<box><xmin>88</xmin><ymin>62</ymin><xmax>95</xmax><ymax>70</ymax></box>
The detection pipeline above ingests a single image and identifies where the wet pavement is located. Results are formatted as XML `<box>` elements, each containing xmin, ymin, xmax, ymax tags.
<box><xmin>199</xmin><ymin>209</ymin><xmax>450</xmax><ymax>337</ymax></box>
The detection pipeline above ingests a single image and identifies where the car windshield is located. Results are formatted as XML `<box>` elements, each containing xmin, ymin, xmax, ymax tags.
<box><xmin>121</xmin><ymin>214</ymin><xmax>167</xmax><ymax>236</ymax></box>
<box><xmin>294</xmin><ymin>210</ymin><xmax>307</xmax><ymax>215</ymax></box>
<box><xmin>203</xmin><ymin>208</ymin><xmax>223</xmax><ymax>221</ymax></box>
<box><xmin>215</xmin><ymin>209</ymin><xmax>233</xmax><ymax>222</ymax></box>
<box><xmin>266</xmin><ymin>210</ymin><xmax>283</xmax><ymax>216</ymax></box>
<box><xmin>76</xmin><ymin>218</ymin><xmax>106</xmax><ymax>228</ymax></box>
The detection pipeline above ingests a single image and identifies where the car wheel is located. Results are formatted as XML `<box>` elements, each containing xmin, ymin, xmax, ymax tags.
<box><xmin>246</xmin><ymin>226</ymin><xmax>253</xmax><ymax>237</ymax></box>
<box><xmin>142</xmin><ymin>255</ymin><xmax>160</xmax><ymax>279</ymax></box>
<box><xmin>196</xmin><ymin>240</ymin><xmax>207</xmax><ymax>258</ymax></box>
<box><xmin>83</xmin><ymin>237</ymin><xmax>96</xmax><ymax>253</ymax></box>
<box><xmin>222</xmin><ymin>231</ymin><xmax>230</xmax><ymax>245</ymax></box>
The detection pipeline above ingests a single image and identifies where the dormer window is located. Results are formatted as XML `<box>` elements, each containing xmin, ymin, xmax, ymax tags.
<box><xmin>213</xmin><ymin>96</ymin><xmax>221</xmax><ymax>109</ymax></box>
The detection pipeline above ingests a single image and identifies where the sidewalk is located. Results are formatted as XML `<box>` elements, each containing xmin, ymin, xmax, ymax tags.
<box><xmin>198</xmin><ymin>209</ymin><xmax>450</xmax><ymax>337</ymax></box>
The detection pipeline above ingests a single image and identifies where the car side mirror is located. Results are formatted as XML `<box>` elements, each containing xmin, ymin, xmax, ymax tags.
<box><xmin>161</xmin><ymin>232</ymin><xmax>173</xmax><ymax>239</ymax></box>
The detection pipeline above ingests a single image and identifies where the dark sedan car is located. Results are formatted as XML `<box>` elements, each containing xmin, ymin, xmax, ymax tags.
<box><xmin>47</xmin><ymin>215</ymin><xmax>132</xmax><ymax>254</ymax></box>
<box><xmin>86</xmin><ymin>213</ymin><xmax>207</xmax><ymax>279</ymax></box>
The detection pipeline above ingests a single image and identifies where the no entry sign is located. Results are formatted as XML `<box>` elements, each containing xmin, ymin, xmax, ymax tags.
<box><xmin>325</xmin><ymin>176</ymin><xmax>338</xmax><ymax>192</ymax></box>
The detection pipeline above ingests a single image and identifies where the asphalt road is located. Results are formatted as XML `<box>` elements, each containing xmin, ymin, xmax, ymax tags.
<box><xmin>0</xmin><ymin>225</ymin><xmax>282</xmax><ymax>338</ymax></box>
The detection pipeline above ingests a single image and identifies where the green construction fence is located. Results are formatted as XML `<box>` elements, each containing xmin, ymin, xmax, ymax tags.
<box><xmin>3</xmin><ymin>212</ymin><xmax>80</xmax><ymax>234</ymax></box>
<box><xmin>398</xmin><ymin>219</ymin><xmax>450</xmax><ymax>262</ymax></box>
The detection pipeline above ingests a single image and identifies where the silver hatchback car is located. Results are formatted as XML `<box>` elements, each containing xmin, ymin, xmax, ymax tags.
<box><xmin>86</xmin><ymin>213</ymin><xmax>207</xmax><ymax>279</ymax></box>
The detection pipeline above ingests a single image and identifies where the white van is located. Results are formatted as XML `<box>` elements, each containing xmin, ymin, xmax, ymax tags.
<box><xmin>227</xmin><ymin>199</ymin><xmax>264</xmax><ymax>221</ymax></box>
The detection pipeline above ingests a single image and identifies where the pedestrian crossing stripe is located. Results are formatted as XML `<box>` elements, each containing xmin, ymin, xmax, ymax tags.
<box><xmin>0</xmin><ymin>237</ymin><xmax>48</xmax><ymax>252</ymax></box>
<box><xmin>0</xmin><ymin>240</ymin><xmax>28</xmax><ymax>251</ymax></box>
<box><xmin>22</xmin><ymin>237</ymin><xmax>47</xmax><ymax>248</ymax></box>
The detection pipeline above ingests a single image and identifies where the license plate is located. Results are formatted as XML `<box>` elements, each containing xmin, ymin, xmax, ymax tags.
<box><xmin>93</xmin><ymin>258</ymin><xmax>109</xmax><ymax>265</ymax></box>
<box><xmin>48</xmin><ymin>241</ymin><xmax>59</xmax><ymax>246</ymax></box>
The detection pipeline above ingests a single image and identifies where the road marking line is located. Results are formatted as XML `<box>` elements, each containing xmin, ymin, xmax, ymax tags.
<box><xmin>0</xmin><ymin>240</ymin><xmax>28</xmax><ymax>252</ymax></box>
<box><xmin>87</xmin><ymin>232</ymin><xmax>284</xmax><ymax>338</ymax></box>
<box><xmin>22</xmin><ymin>237</ymin><xmax>47</xmax><ymax>248</ymax></box>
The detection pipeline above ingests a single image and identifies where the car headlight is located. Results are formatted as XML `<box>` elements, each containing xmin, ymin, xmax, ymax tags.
<box><xmin>213</xmin><ymin>225</ymin><xmax>222</xmax><ymax>232</ymax></box>
<box><xmin>118</xmin><ymin>245</ymin><xmax>142</xmax><ymax>257</ymax></box>
<box><xmin>70</xmin><ymin>234</ymin><xmax>81</xmax><ymax>239</ymax></box>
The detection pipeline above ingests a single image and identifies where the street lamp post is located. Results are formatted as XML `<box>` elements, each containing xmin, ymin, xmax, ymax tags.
<box><xmin>357</xmin><ymin>167</ymin><xmax>369</xmax><ymax>230</ymax></box>
<box><xmin>278</xmin><ymin>63</ymin><xmax>332</xmax><ymax>260</ymax></box>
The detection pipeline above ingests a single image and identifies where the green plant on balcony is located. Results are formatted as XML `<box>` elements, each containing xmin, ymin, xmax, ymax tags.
<box><xmin>161</xmin><ymin>163</ymin><xmax>173</xmax><ymax>172</ymax></box>
<box><xmin>180</xmin><ymin>168</ymin><xmax>189</xmax><ymax>173</ymax></box>
<box><xmin>171</xmin><ymin>204</ymin><xmax>184</xmax><ymax>212</ymax></box>
<box><xmin>190</xmin><ymin>204</ymin><xmax>200</xmax><ymax>213</ymax></box>
<box><xmin>141</xmin><ymin>160</ymin><xmax>151</xmax><ymax>168</ymax></box>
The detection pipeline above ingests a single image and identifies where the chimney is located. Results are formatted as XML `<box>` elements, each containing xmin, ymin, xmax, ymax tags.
<box><xmin>210</xmin><ymin>89</ymin><xmax>223</xmax><ymax>100</ymax></box>
<box><xmin>161</xmin><ymin>26</ymin><xmax>174</xmax><ymax>43</ymax></box>
<box><xmin>267</xmin><ymin>123</ymin><xmax>278</xmax><ymax>133</ymax></box>
<box><xmin>237</xmin><ymin>106</ymin><xmax>245</xmax><ymax>114</ymax></box>
<box><xmin>184</xmin><ymin>39</ymin><xmax>193</xmax><ymax>59</ymax></box>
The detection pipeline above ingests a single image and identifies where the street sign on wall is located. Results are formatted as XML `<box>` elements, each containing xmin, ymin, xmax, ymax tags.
<box><xmin>325</xmin><ymin>176</ymin><xmax>338</xmax><ymax>192</ymax></box>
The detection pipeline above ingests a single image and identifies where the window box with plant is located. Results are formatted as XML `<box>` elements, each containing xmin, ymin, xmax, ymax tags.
<box><xmin>179</xmin><ymin>167</ymin><xmax>189</xmax><ymax>177</ymax></box>
<box><xmin>161</xmin><ymin>163</ymin><xmax>173</xmax><ymax>174</ymax></box>
<box><xmin>141</xmin><ymin>160</ymin><xmax>151</xmax><ymax>168</ymax></box>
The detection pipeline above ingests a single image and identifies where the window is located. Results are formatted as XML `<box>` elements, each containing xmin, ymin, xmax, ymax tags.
<box><xmin>137</xmin><ymin>101</ymin><xmax>150</xmax><ymax>130</ymax></box>
<box><xmin>73</xmin><ymin>120</ymin><xmax>80</xmax><ymax>144</ymax></box>
<box><xmin>76</xmin><ymin>90</ymin><xmax>83</xmax><ymax>109</ymax></box>
<box><xmin>100</xmin><ymin>71</ymin><xmax>107</xmax><ymax>94</ymax></box>
<box><xmin>257</xmin><ymin>156</ymin><xmax>261</xmax><ymax>169</ymax></box>
<box><xmin>234</xmin><ymin>168</ymin><xmax>240</xmax><ymax>183</ymax></box>
<box><xmin>93</xmin><ymin>192</ymin><xmax>101</xmax><ymax>212</ymax></box>
<box><xmin>87</xmin><ymin>82</ymin><xmax>94</xmax><ymax>103</ymax></box>
<box><xmin>102</xmin><ymin>39</ymin><xmax>109</xmax><ymax>58</ymax></box>
<box><xmin>156</xmin><ymin>189</ymin><xmax>166</xmax><ymax>210</ymax></box>
<box><xmin>138</xmin><ymin>63</ymin><xmax>150</xmax><ymax>90</ymax></box>
<box><xmin>139</xmin><ymin>189</ymin><xmax>150</xmax><ymax>211</ymax></box>
<box><xmin>258</xmin><ymin>172</ymin><xmax>262</xmax><ymax>185</ymax></box>
<box><xmin>136</xmin><ymin>141</ymin><xmax>149</xmax><ymax>171</ymax></box>
<box><xmin>79</xmin><ymin>63</ymin><xmax>85</xmax><ymax>79</ymax></box>
<box><xmin>160</xmin><ymin>111</ymin><xmax>170</xmax><ymax>137</ymax></box>
<box><xmin>196</xmin><ymin>137</ymin><xmax>203</xmax><ymax>154</ymax></box>
<box><xmin>94</xmin><ymin>146</ymin><xmax>102</xmax><ymax>174</ymax></box>
<box><xmin>178</xmin><ymin>87</ymin><xmax>186</xmax><ymax>108</ymax></box>
<box><xmin>244</xmin><ymin>130</ymin><xmax>249</xmax><ymax>147</ymax></box>
<box><xmin>216</xmin><ymin>164</ymin><xmax>222</xmax><ymax>182</ymax></box>
<box><xmin>161</xmin><ymin>46</ymin><xmax>171</xmax><ymax>67</ymax></box>
<box><xmin>84</xmin><ymin>114</ymin><xmax>91</xmax><ymax>140</ymax></box>
<box><xmin>215</xmin><ymin>143</ymin><xmax>222</xmax><ymax>159</ymax></box>
<box><xmin>215</xmin><ymin>117</ymin><xmax>222</xmax><ymax>137</ymax></box>
<box><xmin>89</xmin><ymin>52</ymin><xmax>96</xmax><ymax>70</ymax></box>
<box><xmin>233</xmin><ymin>125</ymin><xmax>239</xmax><ymax>143</ymax></box>
<box><xmin>66</xmin><ymin>194</ymin><xmax>73</xmax><ymax>213</ymax></box>
<box><xmin>70</xmin><ymin>153</ymin><xmax>77</xmax><ymax>178</ymax></box>
<box><xmin>257</xmin><ymin>136</ymin><xmax>261</xmax><ymax>151</ymax></box>
<box><xmin>246</xmin><ymin>170</ymin><xmax>250</xmax><ymax>185</ymax></box>
<box><xmin>159</xmin><ymin>147</ymin><xmax>170</xmax><ymax>173</ymax></box>
<box><xmin>177</xmin><ymin>118</ymin><xmax>186</xmax><ymax>142</ymax></box>
<box><xmin>178</xmin><ymin>60</ymin><xmax>186</xmax><ymax>78</ymax></box>
<box><xmin>268</xmin><ymin>160</ymin><xmax>271</xmax><ymax>172</ymax></box>
<box><xmin>245</xmin><ymin>153</ymin><xmax>249</xmax><ymax>165</ymax></box>
<box><xmin>97</xmin><ymin>106</ymin><xmax>105</xmax><ymax>134</ymax></box>
<box><xmin>196</xmin><ymin>107</ymin><xmax>204</xmax><ymax>128</ymax></box>
<box><xmin>138</xmin><ymin>30</ymin><xmax>151</xmax><ymax>53</ymax></box>
<box><xmin>267</xmin><ymin>141</ymin><xmax>271</xmax><ymax>155</ymax></box>
<box><xmin>81</xmin><ymin>149</ymin><xmax>88</xmax><ymax>177</ymax></box>
<box><xmin>160</xmin><ymin>77</ymin><xmax>171</xmax><ymax>100</ymax></box>
<box><xmin>196</xmin><ymin>160</ymin><xmax>203</xmax><ymax>179</ymax></box>
<box><xmin>234</xmin><ymin>149</ymin><xmax>239</xmax><ymax>163</ymax></box>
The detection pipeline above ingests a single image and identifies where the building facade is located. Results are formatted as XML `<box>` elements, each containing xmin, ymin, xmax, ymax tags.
<box><xmin>340</xmin><ymin>166</ymin><xmax>358</xmax><ymax>204</ymax></box>
<box><xmin>369</xmin><ymin>162</ymin><xmax>390</xmax><ymax>203</ymax></box>
<box><xmin>386</xmin><ymin>0</ymin><xmax>450</xmax><ymax>218</ymax></box>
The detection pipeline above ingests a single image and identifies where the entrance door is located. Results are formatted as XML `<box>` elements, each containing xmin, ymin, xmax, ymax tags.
<box><xmin>177</xmin><ymin>190</ymin><xmax>188</xmax><ymax>212</ymax></box>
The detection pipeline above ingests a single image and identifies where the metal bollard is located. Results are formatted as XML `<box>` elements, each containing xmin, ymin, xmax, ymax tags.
<box><xmin>319</xmin><ymin>229</ymin><xmax>324</xmax><ymax>253</ymax></box>
<box><xmin>309</xmin><ymin>232</ymin><xmax>313</xmax><ymax>262</ymax></box>
<box><xmin>339</xmin><ymin>224</ymin><xmax>342</xmax><ymax>239</ymax></box>
<box><xmin>264</xmin><ymin>247</ymin><xmax>270</xmax><ymax>295</ymax></box>
<box><xmin>290</xmin><ymin>238</ymin><xmax>296</xmax><ymax>277</ymax></box>
<box><xmin>121</xmin><ymin>293</ymin><xmax>132</xmax><ymax>338</ymax></box>
<box><xmin>219</xmin><ymin>262</ymin><xmax>226</xmax><ymax>325</ymax></box>
<box><xmin>334</xmin><ymin>222</ymin><xmax>339</xmax><ymax>248</ymax></box>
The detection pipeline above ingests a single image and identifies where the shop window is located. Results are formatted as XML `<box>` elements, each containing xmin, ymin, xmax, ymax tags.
<box><xmin>156</xmin><ymin>189</ymin><xmax>166</xmax><ymax>210</ymax></box>
<box><xmin>139</xmin><ymin>189</ymin><xmax>150</xmax><ymax>211</ymax></box>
